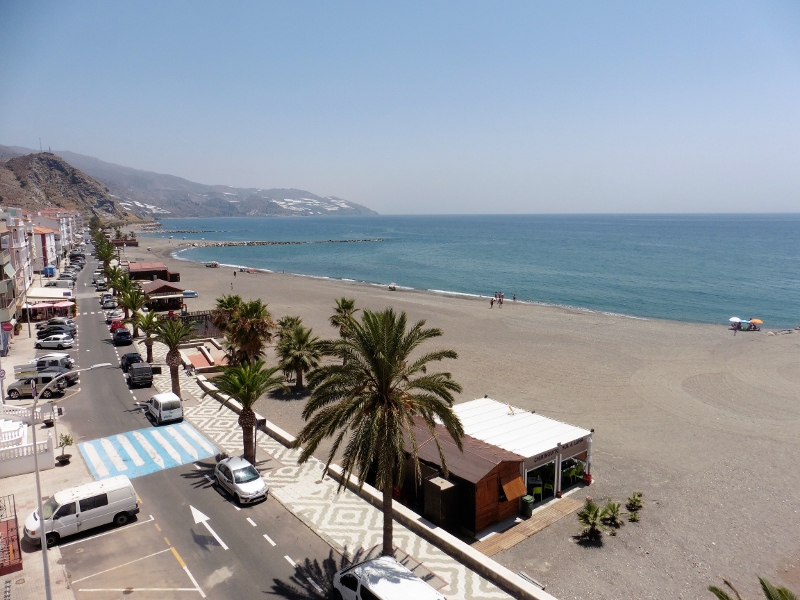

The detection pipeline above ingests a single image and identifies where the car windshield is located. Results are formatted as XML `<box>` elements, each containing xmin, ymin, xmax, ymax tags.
<box><xmin>41</xmin><ymin>496</ymin><xmax>59</xmax><ymax>519</ymax></box>
<box><xmin>233</xmin><ymin>465</ymin><xmax>260</xmax><ymax>483</ymax></box>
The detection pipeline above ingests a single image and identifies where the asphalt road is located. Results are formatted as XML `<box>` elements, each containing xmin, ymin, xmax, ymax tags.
<box><xmin>54</xmin><ymin>253</ymin><xmax>339</xmax><ymax>599</ymax></box>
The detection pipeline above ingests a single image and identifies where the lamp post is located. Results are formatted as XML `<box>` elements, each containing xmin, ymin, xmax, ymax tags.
<box><xmin>29</xmin><ymin>362</ymin><xmax>112</xmax><ymax>600</ymax></box>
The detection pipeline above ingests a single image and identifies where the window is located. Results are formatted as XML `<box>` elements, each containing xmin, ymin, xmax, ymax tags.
<box><xmin>341</xmin><ymin>574</ymin><xmax>359</xmax><ymax>591</ymax></box>
<box><xmin>359</xmin><ymin>586</ymin><xmax>380</xmax><ymax>600</ymax></box>
<box><xmin>54</xmin><ymin>503</ymin><xmax>76</xmax><ymax>519</ymax></box>
<box><xmin>80</xmin><ymin>494</ymin><xmax>109</xmax><ymax>512</ymax></box>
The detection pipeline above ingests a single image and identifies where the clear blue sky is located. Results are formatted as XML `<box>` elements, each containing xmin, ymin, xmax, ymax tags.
<box><xmin>1</xmin><ymin>1</ymin><xmax>799</xmax><ymax>214</ymax></box>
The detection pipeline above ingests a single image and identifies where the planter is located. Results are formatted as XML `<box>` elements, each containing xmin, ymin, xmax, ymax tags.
<box><xmin>56</xmin><ymin>454</ymin><xmax>71</xmax><ymax>465</ymax></box>
<box><xmin>43</xmin><ymin>419</ymin><xmax>54</xmax><ymax>428</ymax></box>
<box><xmin>582</xmin><ymin>473</ymin><xmax>593</xmax><ymax>485</ymax></box>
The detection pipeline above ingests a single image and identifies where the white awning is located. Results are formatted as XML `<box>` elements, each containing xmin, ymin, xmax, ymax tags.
<box><xmin>24</xmin><ymin>287</ymin><xmax>73</xmax><ymax>302</ymax></box>
<box><xmin>452</xmin><ymin>398</ymin><xmax>592</xmax><ymax>471</ymax></box>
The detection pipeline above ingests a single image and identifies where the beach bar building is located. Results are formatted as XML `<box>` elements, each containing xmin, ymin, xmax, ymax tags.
<box><xmin>141</xmin><ymin>279</ymin><xmax>185</xmax><ymax>312</ymax></box>
<box><xmin>452</xmin><ymin>398</ymin><xmax>593</xmax><ymax>501</ymax></box>
<box><xmin>128</xmin><ymin>261</ymin><xmax>180</xmax><ymax>282</ymax></box>
<box><xmin>402</xmin><ymin>417</ymin><xmax>526</xmax><ymax>535</ymax></box>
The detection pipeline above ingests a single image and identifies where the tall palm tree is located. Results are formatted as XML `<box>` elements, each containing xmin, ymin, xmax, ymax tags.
<box><xmin>120</xmin><ymin>289</ymin><xmax>148</xmax><ymax>334</ymax></box>
<box><xmin>211</xmin><ymin>294</ymin><xmax>243</xmax><ymax>335</ymax></box>
<box><xmin>114</xmin><ymin>274</ymin><xmax>135</xmax><ymax>298</ymax></box>
<box><xmin>138</xmin><ymin>311</ymin><xmax>159</xmax><ymax>363</ymax></box>
<box><xmin>213</xmin><ymin>360</ymin><xmax>288</xmax><ymax>465</ymax></box>
<box><xmin>95</xmin><ymin>241</ymin><xmax>115</xmax><ymax>272</ymax></box>
<box><xmin>329</xmin><ymin>297</ymin><xmax>358</xmax><ymax>338</ymax></box>
<box><xmin>104</xmin><ymin>266</ymin><xmax>124</xmax><ymax>294</ymax></box>
<box><xmin>276</xmin><ymin>324</ymin><xmax>322</xmax><ymax>392</ymax></box>
<box><xmin>294</xmin><ymin>308</ymin><xmax>463</xmax><ymax>556</ymax></box>
<box><xmin>154</xmin><ymin>318</ymin><xmax>194</xmax><ymax>400</ymax></box>
<box><xmin>276</xmin><ymin>315</ymin><xmax>303</xmax><ymax>343</ymax></box>
<box><xmin>224</xmin><ymin>299</ymin><xmax>275</xmax><ymax>366</ymax></box>
<box><xmin>709</xmin><ymin>577</ymin><xmax>797</xmax><ymax>600</ymax></box>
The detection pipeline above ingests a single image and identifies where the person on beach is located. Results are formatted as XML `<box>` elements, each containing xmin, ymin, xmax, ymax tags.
<box><xmin>231</xmin><ymin>282</ymin><xmax>234</xmax><ymax>290</ymax></box>
<box><xmin>234</xmin><ymin>270</ymin><xmax>236</xmax><ymax>278</ymax></box>
<box><xmin>490</xmin><ymin>298</ymin><xmax>494</xmax><ymax>308</ymax></box>
<box><xmin>513</xmin><ymin>294</ymin><xmax>516</xmax><ymax>302</ymax></box>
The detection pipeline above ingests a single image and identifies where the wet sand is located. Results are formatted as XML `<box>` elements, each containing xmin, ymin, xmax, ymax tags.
<box><xmin>125</xmin><ymin>236</ymin><xmax>800</xmax><ymax>600</ymax></box>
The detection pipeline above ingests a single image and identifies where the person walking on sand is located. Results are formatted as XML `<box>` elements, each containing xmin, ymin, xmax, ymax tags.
<box><xmin>490</xmin><ymin>298</ymin><xmax>494</xmax><ymax>308</ymax></box>
<box><xmin>231</xmin><ymin>282</ymin><xmax>234</xmax><ymax>290</ymax></box>
<box><xmin>234</xmin><ymin>270</ymin><xmax>236</xmax><ymax>278</ymax></box>
<box><xmin>513</xmin><ymin>294</ymin><xmax>516</xmax><ymax>302</ymax></box>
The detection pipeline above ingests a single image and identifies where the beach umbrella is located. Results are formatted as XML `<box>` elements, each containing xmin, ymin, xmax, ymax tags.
<box><xmin>729</xmin><ymin>317</ymin><xmax>741</xmax><ymax>323</ymax></box>
<box><xmin>750</xmin><ymin>318</ymin><xmax>763</xmax><ymax>324</ymax></box>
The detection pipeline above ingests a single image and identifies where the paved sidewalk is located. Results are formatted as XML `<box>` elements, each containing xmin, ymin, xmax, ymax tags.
<box><xmin>145</xmin><ymin>340</ymin><xmax>514</xmax><ymax>600</ymax></box>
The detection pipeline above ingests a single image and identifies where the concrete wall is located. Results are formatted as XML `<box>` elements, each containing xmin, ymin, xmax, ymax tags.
<box><xmin>0</xmin><ymin>434</ymin><xmax>54</xmax><ymax>478</ymax></box>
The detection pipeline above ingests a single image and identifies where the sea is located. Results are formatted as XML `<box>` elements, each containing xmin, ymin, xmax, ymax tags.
<box><xmin>141</xmin><ymin>214</ymin><xmax>800</xmax><ymax>329</ymax></box>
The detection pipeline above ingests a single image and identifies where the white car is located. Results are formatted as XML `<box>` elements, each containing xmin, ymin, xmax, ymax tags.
<box><xmin>213</xmin><ymin>457</ymin><xmax>268</xmax><ymax>505</ymax></box>
<box><xmin>35</xmin><ymin>334</ymin><xmax>74</xmax><ymax>350</ymax></box>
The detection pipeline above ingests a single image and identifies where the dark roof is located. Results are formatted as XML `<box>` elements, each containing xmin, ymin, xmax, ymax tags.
<box><xmin>140</xmin><ymin>279</ymin><xmax>184</xmax><ymax>294</ymax></box>
<box><xmin>405</xmin><ymin>417</ymin><xmax>523</xmax><ymax>484</ymax></box>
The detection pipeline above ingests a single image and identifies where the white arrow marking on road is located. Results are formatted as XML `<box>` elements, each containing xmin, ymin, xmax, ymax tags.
<box><xmin>100</xmin><ymin>438</ymin><xmax>127</xmax><ymax>471</ymax></box>
<box><xmin>190</xmin><ymin>506</ymin><xmax>228</xmax><ymax>550</ymax></box>
<box><xmin>165</xmin><ymin>426</ymin><xmax>198</xmax><ymax>460</ymax></box>
<box><xmin>132</xmin><ymin>431</ymin><xmax>165</xmax><ymax>470</ymax></box>
<box><xmin>150</xmin><ymin>429</ymin><xmax>182</xmax><ymax>464</ymax></box>
<box><xmin>116</xmin><ymin>434</ymin><xmax>145</xmax><ymax>466</ymax></box>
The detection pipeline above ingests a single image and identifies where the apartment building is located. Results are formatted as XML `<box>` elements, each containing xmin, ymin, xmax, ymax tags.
<box><xmin>31</xmin><ymin>226</ymin><xmax>58</xmax><ymax>273</ymax></box>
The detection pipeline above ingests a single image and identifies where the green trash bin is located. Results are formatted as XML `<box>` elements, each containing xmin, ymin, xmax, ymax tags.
<box><xmin>521</xmin><ymin>494</ymin><xmax>535</xmax><ymax>518</ymax></box>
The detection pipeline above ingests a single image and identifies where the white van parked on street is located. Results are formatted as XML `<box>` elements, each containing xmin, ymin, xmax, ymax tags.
<box><xmin>333</xmin><ymin>556</ymin><xmax>446</xmax><ymax>600</ymax></box>
<box><xmin>145</xmin><ymin>392</ymin><xmax>183</xmax><ymax>425</ymax></box>
<box><xmin>23</xmin><ymin>475</ymin><xmax>140</xmax><ymax>547</ymax></box>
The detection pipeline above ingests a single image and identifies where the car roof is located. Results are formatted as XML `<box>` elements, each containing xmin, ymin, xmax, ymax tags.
<box><xmin>220</xmin><ymin>456</ymin><xmax>255</xmax><ymax>470</ymax></box>
<box><xmin>346</xmin><ymin>557</ymin><xmax>445</xmax><ymax>600</ymax></box>
<box><xmin>53</xmin><ymin>475</ymin><xmax>134</xmax><ymax>505</ymax></box>
<box><xmin>123</xmin><ymin>352</ymin><xmax>141</xmax><ymax>357</ymax></box>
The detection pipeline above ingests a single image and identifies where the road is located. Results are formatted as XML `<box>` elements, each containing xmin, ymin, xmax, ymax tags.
<box><xmin>54</xmin><ymin>252</ymin><xmax>338</xmax><ymax>599</ymax></box>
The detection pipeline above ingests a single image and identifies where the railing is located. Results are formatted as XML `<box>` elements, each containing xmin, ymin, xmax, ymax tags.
<box><xmin>0</xmin><ymin>435</ymin><xmax>54</xmax><ymax>478</ymax></box>
<box><xmin>0</xmin><ymin>424</ymin><xmax>25</xmax><ymax>449</ymax></box>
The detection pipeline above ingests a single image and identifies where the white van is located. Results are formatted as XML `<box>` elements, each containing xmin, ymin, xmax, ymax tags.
<box><xmin>23</xmin><ymin>475</ymin><xmax>139</xmax><ymax>547</ymax></box>
<box><xmin>333</xmin><ymin>556</ymin><xmax>445</xmax><ymax>600</ymax></box>
<box><xmin>145</xmin><ymin>392</ymin><xmax>183</xmax><ymax>425</ymax></box>
<box><xmin>44</xmin><ymin>280</ymin><xmax>73</xmax><ymax>289</ymax></box>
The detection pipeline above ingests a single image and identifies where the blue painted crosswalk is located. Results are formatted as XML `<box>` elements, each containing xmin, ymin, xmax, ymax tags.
<box><xmin>78</xmin><ymin>422</ymin><xmax>217</xmax><ymax>480</ymax></box>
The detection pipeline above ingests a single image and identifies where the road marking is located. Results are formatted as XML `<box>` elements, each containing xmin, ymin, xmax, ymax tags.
<box><xmin>151</xmin><ymin>429</ymin><xmax>182</xmax><ymax>464</ymax></box>
<box><xmin>180</xmin><ymin>423</ymin><xmax>216</xmax><ymax>454</ymax></box>
<box><xmin>284</xmin><ymin>556</ymin><xmax>297</xmax><ymax>568</ymax></box>
<box><xmin>166</xmin><ymin>427</ymin><xmax>199</xmax><ymax>460</ymax></box>
<box><xmin>307</xmin><ymin>577</ymin><xmax>324</xmax><ymax>594</ymax></box>
<box><xmin>164</xmin><ymin>536</ymin><xmax>171</xmax><ymax>546</ymax></box>
<box><xmin>131</xmin><ymin>431</ymin><xmax>166</xmax><ymax>470</ymax></box>
<box><xmin>115</xmin><ymin>434</ymin><xmax>145</xmax><ymax>466</ymax></box>
<box><xmin>78</xmin><ymin>587</ymin><xmax>201</xmax><ymax>594</ymax></box>
<box><xmin>246</xmin><ymin>517</ymin><xmax>257</xmax><ymax>527</ymax></box>
<box><xmin>61</xmin><ymin>514</ymin><xmax>154</xmax><ymax>547</ymax></box>
<box><xmin>263</xmin><ymin>533</ymin><xmax>276</xmax><ymax>546</ymax></box>
<box><xmin>100</xmin><ymin>438</ymin><xmax>127</xmax><ymax>471</ymax></box>
<box><xmin>154</xmin><ymin>523</ymin><xmax>161</xmax><ymax>532</ymax></box>
<box><xmin>81</xmin><ymin>442</ymin><xmax>110</xmax><ymax>478</ymax></box>
<box><xmin>190</xmin><ymin>506</ymin><xmax>228</xmax><ymax>550</ymax></box>
<box><xmin>72</xmin><ymin>548</ymin><xmax>172</xmax><ymax>583</ymax></box>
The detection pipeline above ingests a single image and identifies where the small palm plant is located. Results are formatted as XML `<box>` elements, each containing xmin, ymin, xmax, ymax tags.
<box><xmin>601</xmin><ymin>499</ymin><xmax>624</xmax><ymax>528</ymax></box>
<box><xmin>577</xmin><ymin>496</ymin><xmax>608</xmax><ymax>540</ymax></box>
<box><xmin>709</xmin><ymin>577</ymin><xmax>797</xmax><ymax>600</ymax></box>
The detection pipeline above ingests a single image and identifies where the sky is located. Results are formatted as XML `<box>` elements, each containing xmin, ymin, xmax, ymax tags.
<box><xmin>1</xmin><ymin>1</ymin><xmax>799</xmax><ymax>214</ymax></box>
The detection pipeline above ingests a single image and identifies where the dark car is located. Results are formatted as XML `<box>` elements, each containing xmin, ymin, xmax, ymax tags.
<box><xmin>39</xmin><ymin>366</ymin><xmax>80</xmax><ymax>386</ymax></box>
<box><xmin>120</xmin><ymin>352</ymin><xmax>143</xmax><ymax>372</ymax></box>
<box><xmin>36</xmin><ymin>326</ymin><xmax>76</xmax><ymax>339</ymax></box>
<box><xmin>112</xmin><ymin>328</ymin><xmax>133</xmax><ymax>346</ymax></box>
<box><xmin>36</xmin><ymin>318</ymin><xmax>76</xmax><ymax>331</ymax></box>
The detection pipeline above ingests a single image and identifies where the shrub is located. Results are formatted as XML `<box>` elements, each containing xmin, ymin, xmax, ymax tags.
<box><xmin>626</xmin><ymin>491</ymin><xmax>643</xmax><ymax>512</ymax></box>
<box><xmin>577</xmin><ymin>496</ymin><xmax>608</xmax><ymax>540</ymax></box>
<box><xmin>602</xmin><ymin>499</ymin><xmax>624</xmax><ymax>528</ymax></box>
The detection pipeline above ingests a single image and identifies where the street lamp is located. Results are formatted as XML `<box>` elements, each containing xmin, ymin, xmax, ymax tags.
<box><xmin>29</xmin><ymin>362</ymin><xmax>112</xmax><ymax>600</ymax></box>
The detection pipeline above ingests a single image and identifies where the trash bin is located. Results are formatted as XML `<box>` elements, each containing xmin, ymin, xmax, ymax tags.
<box><xmin>521</xmin><ymin>495</ymin><xmax>535</xmax><ymax>518</ymax></box>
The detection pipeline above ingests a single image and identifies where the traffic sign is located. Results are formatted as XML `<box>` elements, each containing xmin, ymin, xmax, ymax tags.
<box><xmin>1</xmin><ymin>322</ymin><xmax>12</xmax><ymax>332</ymax></box>
<box><xmin>0</xmin><ymin>369</ymin><xmax>5</xmax><ymax>379</ymax></box>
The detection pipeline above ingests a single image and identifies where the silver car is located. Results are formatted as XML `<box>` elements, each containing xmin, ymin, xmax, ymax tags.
<box><xmin>213</xmin><ymin>457</ymin><xmax>268</xmax><ymax>505</ymax></box>
<box><xmin>35</xmin><ymin>334</ymin><xmax>74</xmax><ymax>350</ymax></box>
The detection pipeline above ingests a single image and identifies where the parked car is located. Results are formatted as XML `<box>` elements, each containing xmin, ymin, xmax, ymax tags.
<box><xmin>213</xmin><ymin>456</ymin><xmax>268</xmax><ymax>505</ymax></box>
<box><xmin>28</xmin><ymin>353</ymin><xmax>73</xmax><ymax>367</ymax></box>
<box><xmin>7</xmin><ymin>373</ymin><xmax>67</xmax><ymax>399</ymax></box>
<box><xmin>36</xmin><ymin>318</ymin><xmax>76</xmax><ymax>330</ymax></box>
<box><xmin>112</xmin><ymin>328</ymin><xmax>132</xmax><ymax>346</ymax></box>
<box><xmin>127</xmin><ymin>362</ymin><xmax>153</xmax><ymax>388</ymax></box>
<box><xmin>119</xmin><ymin>352</ymin><xmax>143</xmax><ymax>372</ymax></box>
<box><xmin>333</xmin><ymin>556</ymin><xmax>446</xmax><ymax>600</ymax></box>
<box><xmin>110</xmin><ymin>319</ymin><xmax>127</xmax><ymax>333</ymax></box>
<box><xmin>105</xmin><ymin>309</ymin><xmax>124</xmax><ymax>323</ymax></box>
<box><xmin>100</xmin><ymin>292</ymin><xmax>113</xmax><ymax>304</ymax></box>
<box><xmin>36</xmin><ymin>334</ymin><xmax>74</xmax><ymax>350</ymax></box>
<box><xmin>39</xmin><ymin>366</ymin><xmax>80</xmax><ymax>386</ymax></box>
<box><xmin>95</xmin><ymin>282</ymin><xmax>108</xmax><ymax>291</ymax></box>
<box><xmin>44</xmin><ymin>280</ymin><xmax>73</xmax><ymax>289</ymax></box>
<box><xmin>102</xmin><ymin>299</ymin><xmax>118</xmax><ymax>310</ymax></box>
<box><xmin>58</xmin><ymin>273</ymin><xmax>76</xmax><ymax>281</ymax></box>
<box><xmin>37</xmin><ymin>326</ymin><xmax>76</xmax><ymax>339</ymax></box>
<box><xmin>144</xmin><ymin>392</ymin><xmax>183</xmax><ymax>425</ymax></box>
<box><xmin>182</xmin><ymin>290</ymin><xmax>199</xmax><ymax>298</ymax></box>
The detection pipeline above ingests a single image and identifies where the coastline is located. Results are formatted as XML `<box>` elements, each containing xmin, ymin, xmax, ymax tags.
<box><xmin>122</xmin><ymin>236</ymin><xmax>800</xmax><ymax>600</ymax></box>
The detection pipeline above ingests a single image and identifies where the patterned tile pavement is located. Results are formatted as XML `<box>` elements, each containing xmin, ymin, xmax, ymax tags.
<box><xmin>142</xmin><ymin>341</ymin><xmax>513</xmax><ymax>600</ymax></box>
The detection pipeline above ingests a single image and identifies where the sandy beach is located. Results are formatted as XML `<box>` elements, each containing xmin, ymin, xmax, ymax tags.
<box><xmin>123</xmin><ymin>236</ymin><xmax>800</xmax><ymax>600</ymax></box>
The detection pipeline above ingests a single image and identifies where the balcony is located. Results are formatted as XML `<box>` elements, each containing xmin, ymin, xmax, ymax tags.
<box><xmin>0</xmin><ymin>249</ymin><xmax>9</xmax><ymax>265</ymax></box>
<box><xmin>0</xmin><ymin>279</ymin><xmax>14</xmax><ymax>296</ymax></box>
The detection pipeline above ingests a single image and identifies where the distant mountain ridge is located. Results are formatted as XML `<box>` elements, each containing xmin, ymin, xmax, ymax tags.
<box><xmin>0</xmin><ymin>144</ymin><xmax>378</xmax><ymax>219</ymax></box>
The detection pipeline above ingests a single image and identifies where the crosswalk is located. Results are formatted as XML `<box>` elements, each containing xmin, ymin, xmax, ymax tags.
<box><xmin>78</xmin><ymin>422</ymin><xmax>217</xmax><ymax>480</ymax></box>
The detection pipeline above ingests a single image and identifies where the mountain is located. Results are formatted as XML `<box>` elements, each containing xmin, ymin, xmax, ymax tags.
<box><xmin>0</xmin><ymin>151</ymin><xmax>132</xmax><ymax>220</ymax></box>
<box><xmin>0</xmin><ymin>145</ymin><xmax>378</xmax><ymax>218</ymax></box>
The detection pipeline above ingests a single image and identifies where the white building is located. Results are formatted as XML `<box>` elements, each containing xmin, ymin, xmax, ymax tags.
<box><xmin>31</xmin><ymin>226</ymin><xmax>58</xmax><ymax>273</ymax></box>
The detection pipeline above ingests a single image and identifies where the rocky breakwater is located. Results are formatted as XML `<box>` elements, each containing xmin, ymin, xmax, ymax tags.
<box><xmin>187</xmin><ymin>238</ymin><xmax>384</xmax><ymax>248</ymax></box>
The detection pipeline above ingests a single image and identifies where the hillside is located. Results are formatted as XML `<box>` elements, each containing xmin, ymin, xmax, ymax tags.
<box><xmin>0</xmin><ymin>152</ymin><xmax>133</xmax><ymax>220</ymax></box>
<box><xmin>0</xmin><ymin>146</ymin><xmax>377</xmax><ymax>218</ymax></box>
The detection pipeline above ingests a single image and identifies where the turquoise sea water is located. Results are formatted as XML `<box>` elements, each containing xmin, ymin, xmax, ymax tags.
<box><xmin>144</xmin><ymin>215</ymin><xmax>800</xmax><ymax>328</ymax></box>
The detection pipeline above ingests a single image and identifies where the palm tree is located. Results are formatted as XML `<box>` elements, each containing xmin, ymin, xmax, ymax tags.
<box><xmin>213</xmin><ymin>360</ymin><xmax>288</xmax><ymax>465</ymax></box>
<box><xmin>114</xmin><ymin>274</ymin><xmax>135</xmax><ymax>298</ymax></box>
<box><xmin>138</xmin><ymin>311</ymin><xmax>159</xmax><ymax>363</ymax></box>
<box><xmin>211</xmin><ymin>294</ymin><xmax>243</xmax><ymax>335</ymax></box>
<box><xmin>276</xmin><ymin>324</ymin><xmax>322</xmax><ymax>392</ymax></box>
<box><xmin>104</xmin><ymin>266</ymin><xmax>125</xmax><ymax>295</ymax></box>
<box><xmin>95</xmin><ymin>241</ymin><xmax>115</xmax><ymax>272</ymax></box>
<box><xmin>709</xmin><ymin>578</ymin><xmax>797</xmax><ymax>600</ymax></box>
<box><xmin>154</xmin><ymin>318</ymin><xmax>194</xmax><ymax>400</ymax></box>
<box><xmin>329</xmin><ymin>297</ymin><xmax>358</xmax><ymax>338</ymax></box>
<box><xmin>577</xmin><ymin>497</ymin><xmax>608</xmax><ymax>540</ymax></box>
<box><xmin>276</xmin><ymin>315</ymin><xmax>303</xmax><ymax>343</ymax></box>
<box><xmin>223</xmin><ymin>299</ymin><xmax>275</xmax><ymax>366</ymax></box>
<box><xmin>120</xmin><ymin>289</ymin><xmax>148</xmax><ymax>334</ymax></box>
<box><xmin>294</xmin><ymin>308</ymin><xmax>463</xmax><ymax>556</ymax></box>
